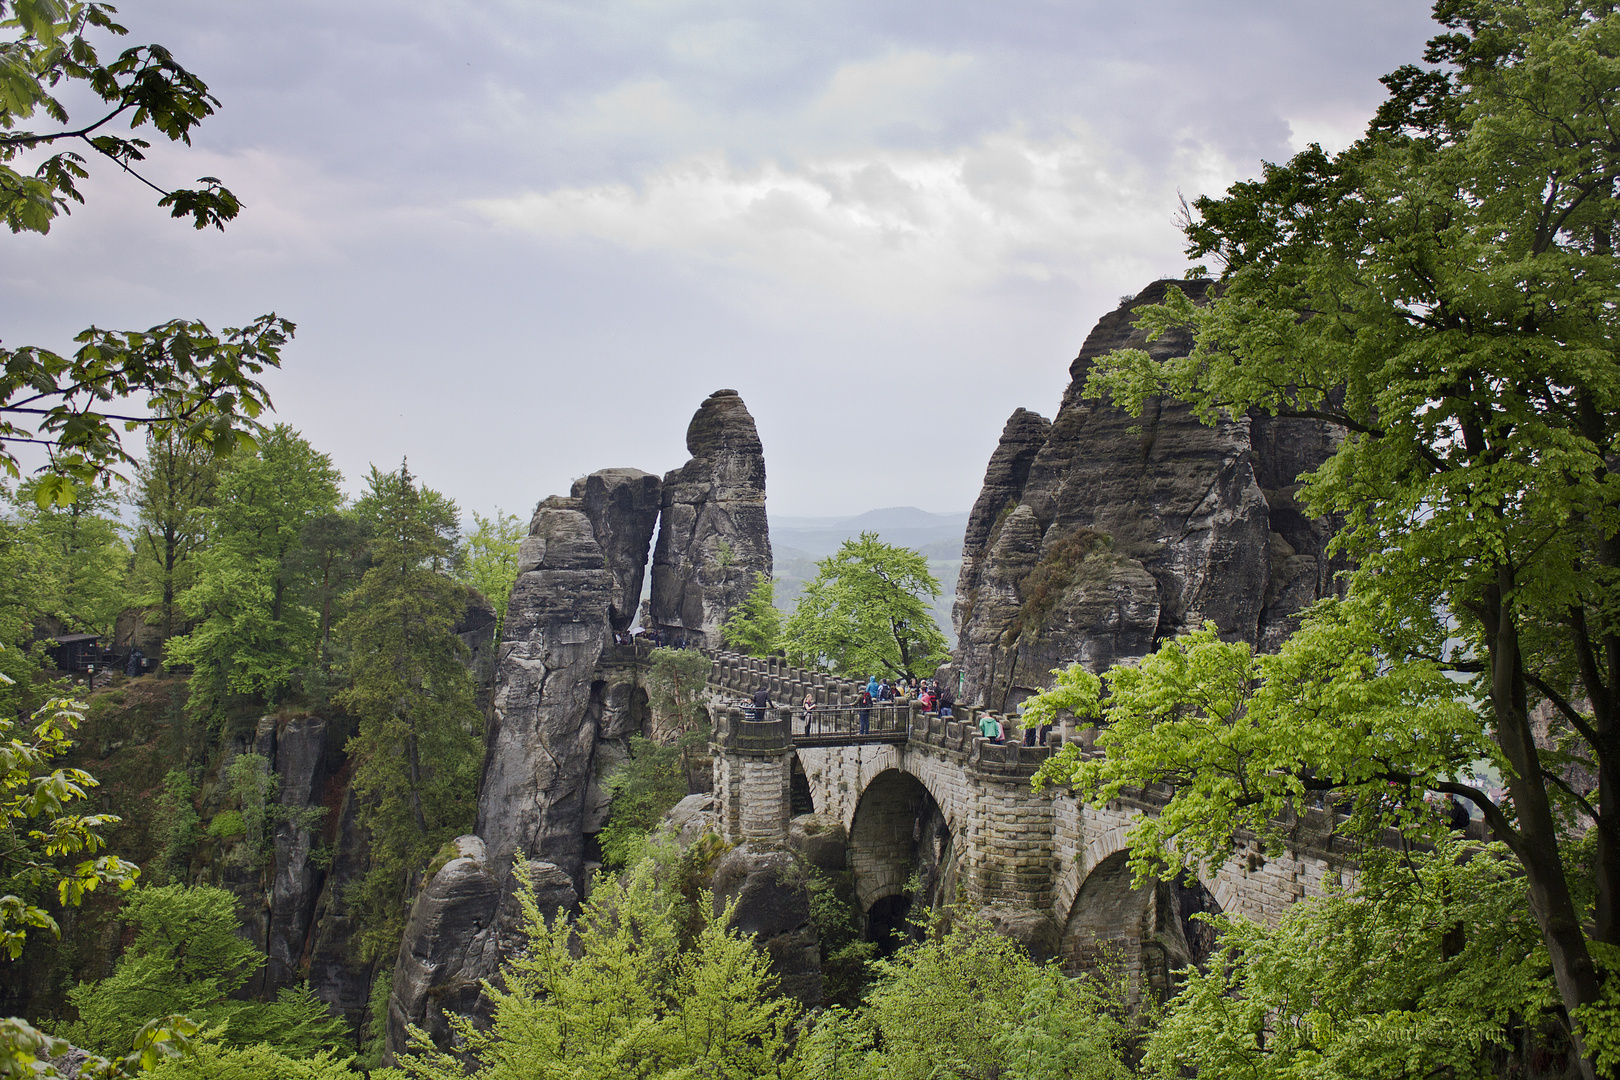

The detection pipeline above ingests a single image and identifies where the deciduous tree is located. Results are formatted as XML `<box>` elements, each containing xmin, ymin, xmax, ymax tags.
<box><xmin>1034</xmin><ymin>2</ymin><xmax>1620</xmax><ymax>1071</ymax></box>
<box><xmin>781</xmin><ymin>533</ymin><xmax>947</xmax><ymax>680</ymax></box>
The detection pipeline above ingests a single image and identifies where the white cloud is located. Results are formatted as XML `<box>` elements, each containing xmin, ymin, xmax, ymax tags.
<box><xmin>803</xmin><ymin>50</ymin><xmax>975</xmax><ymax>133</ymax></box>
<box><xmin>470</xmin><ymin>127</ymin><xmax>1242</xmax><ymax>312</ymax></box>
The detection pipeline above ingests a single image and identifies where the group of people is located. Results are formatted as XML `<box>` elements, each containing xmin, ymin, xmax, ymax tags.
<box><xmin>613</xmin><ymin>627</ymin><xmax>696</xmax><ymax>649</ymax></box>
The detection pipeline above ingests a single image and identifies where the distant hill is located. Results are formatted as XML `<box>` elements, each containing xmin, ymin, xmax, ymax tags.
<box><xmin>768</xmin><ymin>507</ymin><xmax>967</xmax><ymax>648</ymax></box>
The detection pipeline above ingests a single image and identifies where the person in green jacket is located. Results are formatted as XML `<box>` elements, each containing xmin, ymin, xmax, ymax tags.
<box><xmin>978</xmin><ymin>713</ymin><xmax>1004</xmax><ymax>744</ymax></box>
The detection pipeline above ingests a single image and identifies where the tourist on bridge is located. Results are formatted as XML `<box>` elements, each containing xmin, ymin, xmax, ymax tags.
<box><xmin>938</xmin><ymin>683</ymin><xmax>955</xmax><ymax>719</ymax></box>
<box><xmin>978</xmin><ymin>712</ymin><xmax>1004</xmax><ymax>744</ymax></box>
<box><xmin>866</xmin><ymin>675</ymin><xmax>880</xmax><ymax>701</ymax></box>
<box><xmin>751</xmin><ymin>685</ymin><xmax>772</xmax><ymax>722</ymax></box>
<box><xmin>802</xmin><ymin>692</ymin><xmax>816</xmax><ymax>735</ymax></box>
<box><xmin>857</xmin><ymin>686</ymin><xmax>873</xmax><ymax>735</ymax></box>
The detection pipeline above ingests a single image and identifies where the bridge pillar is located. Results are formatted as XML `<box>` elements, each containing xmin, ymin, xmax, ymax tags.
<box><xmin>713</xmin><ymin>704</ymin><xmax>794</xmax><ymax>846</ymax></box>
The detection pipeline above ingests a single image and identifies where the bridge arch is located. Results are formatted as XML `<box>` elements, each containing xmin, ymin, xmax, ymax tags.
<box><xmin>847</xmin><ymin>768</ymin><xmax>956</xmax><ymax>934</ymax></box>
<box><xmin>1060</xmin><ymin>846</ymin><xmax>1223</xmax><ymax>1005</ymax></box>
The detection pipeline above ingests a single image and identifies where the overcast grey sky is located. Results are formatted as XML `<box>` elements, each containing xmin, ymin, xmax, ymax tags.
<box><xmin>1</xmin><ymin>1</ymin><xmax>1440</xmax><ymax>519</ymax></box>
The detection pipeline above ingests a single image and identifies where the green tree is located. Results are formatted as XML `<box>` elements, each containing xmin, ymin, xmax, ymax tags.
<box><xmin>644</xmin><ymin>647</ymin><xmax>711</xmax><ymax>735</ymax></box>
<box><xmin>794</xmin><ymin>914</ymin><xmax>1128</xmax><ymax>1080</ymax></box>
<box><xmin>127</xmin><ymin>426</ymin><xmax>217</xmax><ymax>642</ymax></box>
<box><xmin>397</xmin><ymin>853</ymin><xmax>798</xmax><ymax>1080</ymax></box>
<box><xmin>1035</xmin><ymin>2</ymin><xmax>1620</xmax><ymax>1071</ymax></box>
<box><xmin>339</xmin><ymin>463</ymin><xmax>481</xmax><ymax>961</ymax></box>
<box><xmin>10</xmin><ymin>478</ymin><xmax>129</xmax><ymax>637</ymax></box>
<box><xmin>0</xmin><ymin>693</ymin><xmax>138</xmax><ymax>959</ymax></box>
<box><xmin>65</xmin><ymin>884</ymin><xmax>347</xmax><ymax>1059</ymax></box>
<box><xmin>289</xmin><ymin>510</ymin><xmax>370</xmax><ymax>683</ymax></box>
<box><xmin>165</xmin><ymin>426</ymin><xmax>341</xmax><ymax>718</ymax></box>
<box><xmin>781</xmin><ymin>533</ymin><xmax>948</xmax><ymax>680</ymax></box>
<box><xmin>1144</xmin><ymin>839</ymin><xmax>1552</xmax><ymax>1079</ymax></box>
<box><xmin>597</xmin><ymin>735</ymin><xmax>699</xmax><ymax>870</ymax></box>
<box><xmin>145</xmin><ymin>1043</ymin><xmax>357</xmax><ymax>1080</ymax></box>
<box><xmin>458</xmin><ymin>509</ymin><xmax>524</xmax><ymax>639</ymax></box>
<box><xmin>65</xmin><ymin>884</ymin><xmax>261</xmax><ymax>1052</ymax></box>
<box><xmin>722</xmin><ymin>574</ymin><xmax>781</xmax><ymax>657</ymax></box>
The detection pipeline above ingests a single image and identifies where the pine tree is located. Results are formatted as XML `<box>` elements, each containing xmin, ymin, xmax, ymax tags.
<box><xmin>339</xmin><ymin>463</ymin><xmax>482</xmax><ymax>961</ymax></box>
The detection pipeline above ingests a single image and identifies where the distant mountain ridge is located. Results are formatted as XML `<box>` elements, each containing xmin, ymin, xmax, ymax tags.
<box><xmin>772</xmin><ymin>506</ymin><xmax>969</xmax><ymax>559</ymax></box>
<box><xmin>768</xmin><ymin>506</ymin><xmax>968</xmax><ymax>647</ymax></box>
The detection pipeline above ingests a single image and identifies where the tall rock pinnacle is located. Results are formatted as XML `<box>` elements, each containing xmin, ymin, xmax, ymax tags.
<box><xmin>649</xmin><ymin>389</ymin><xmax>772</xmax><ymax>647</ymax></box>
<box><xmin>953</xmin><ymin>281</ymin><xmax>1342</xmax><ymax>712</ymax></box>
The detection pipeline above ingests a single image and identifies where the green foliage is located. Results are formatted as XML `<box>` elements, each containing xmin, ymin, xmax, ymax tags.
<box><xmin>144</xmin><ymin>1042</ymin><xmax>358</xmax><ymax>1080</ymax></box>
<box><xmin>1144</xmin><ymin>840</ymin><xmax>1552</xmax><ymax>1079</ymax></box>
<box><xmin>0</xmin><ymin>0</ymin><xmax>240</xmax><ymax>234</ymax></box>
<box><xmin>339</xmin><ymin>463</ymin><xmax>481</xmax><ymax>963</ymax></box>
<box><xmin>781</xmin><ymin>532</ymin><xmax>948</xmax><ymax>680</ymax></box>
<box><xmin>65</xmin><ymin>884</ymin><xmax>262</xmax><ymax>1053</ymax></box>
<box><xmin>148</xmin><ymin>769</ymin><xmax>199</xmax><ymax>886</ymax></box>
<box><xmin>1065</xmin><ymin>2</ymin><xmax>1620</xmax><ymax>1060</ymax></box>
<box><xmin>0</xmin><ymin>693</ymin><xmax>138</xmax><ymax>958</ymax></box>
<box><xmin>457</xmin><ymin>510</ymin><xmax>524</xmax><ymax>639</ymax></box>
<box><xmin>357</xmin><ymin>968</ymin><xmax>392</xmax><ymax>1072</ymax></box>
<box><xmin>204</xmin><ymin>810</ymin><xmax>244</xmax><ymax>840</ymax></box>
<box><xmin>794</xmin><ymin>914</ymin><xmax>1129</xmax><ymax>1079</ymax></box>
<box><xmin>217</xmin><ymin>753</ymin><xmax>277</xmax><ymax>868</ymax></box>
<box><xmin>803</xmin><ymin>866</ymin><xmax>875</xmax><ymax>1007</ymax></box>
<box><xmin>165</xmin><ymin>426</ymin><xmax>343</xmax><ymax>719</ymax></box>
<box><xmin>10</xmin><ymin>480</ymin><xmax>129</xmax><ymax>637</ymax></box>
<box><xmin>644</xmin><ymin>647</ymin><xmax>711</xmax><ymax>735</ymax></box>
<box><xmin>396</xmin><ymin>854</ymin><xmax>799</xmax><ymax>1080</ymax></box>
<box><xmin>598</xmin><ymin>735</ymin><xmax>695</xmax><ymax>871</ymax></box>
<box><xmin>127</xmin><ymin>426</ymin><xmax>217</xmax><ymax>642</ymax></box>
<box><xmin>722</xmin><ymin>574</ymin><xmax>781</xmax><ymax>657</ymax></box>
<box><xmin>1032</xmin><ymin>612</ymin><xmax>1483</xmax><ymax>884</ymax></box>
<box><xmin>0</xmin><ymin>314</ymin><xmax>289</xmax><ymax>510</ymax></box>
<box><xmin>0</xmin><ymin>1013</ymin><xmax>200</xmax><ymax>1080</ymax></box>
<box><xmin>64</xmin><ymin>885</ymin><xmax>349</xmax><ymax>1060</ymax></box>
<box><xmin>228</xmin><ymin>985</ymin><xmax>352</xmax><ymax>1060</ymax></box>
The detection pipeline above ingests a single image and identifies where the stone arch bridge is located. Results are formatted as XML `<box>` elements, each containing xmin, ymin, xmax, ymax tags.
<box><xmin>695</xmin><ymin>650</ymin><xmax>1360</xmax><ymax>996</ymax></box>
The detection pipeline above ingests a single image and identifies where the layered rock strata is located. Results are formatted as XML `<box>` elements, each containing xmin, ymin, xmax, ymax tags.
<box><xmin>954</xmin><ymin>280</ymin><xmax>1341</xmax><ymax>711</ymax></box>
<box><xmin>650</xmin><ymin>390</ymin><xmax>772</xmax><ymax>648</ymax></box>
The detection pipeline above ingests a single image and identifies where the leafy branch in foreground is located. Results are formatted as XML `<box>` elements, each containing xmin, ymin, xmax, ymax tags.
<box><xmin>0</xmin><ymin>0</ymin><xmax>242</xmax><ymax>234</ymax></box>
<box><xmin>0</xmin><ymin>315</ymin><xmax>292</xmax><ymax>507</ymax></box>
<box><xmin>0</xmin><ymin>687</ymin><xmax>139</xmax><ymax>958</ymax></box>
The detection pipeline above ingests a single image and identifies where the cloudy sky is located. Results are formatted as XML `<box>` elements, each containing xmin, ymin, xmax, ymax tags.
<box><xmin>2</xmin><ymin>1</ymin><xmax>1439</xmax><ymax>519</ymax></box>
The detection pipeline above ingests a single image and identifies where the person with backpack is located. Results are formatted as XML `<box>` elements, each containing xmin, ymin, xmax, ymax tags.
<box><xmin>857</xmin><ymin>687</ymin><xmax>873</xmax><ymax>735</ymax></box>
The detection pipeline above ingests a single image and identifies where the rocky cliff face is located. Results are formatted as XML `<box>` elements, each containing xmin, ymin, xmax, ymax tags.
<box><xmin>388</xmin><ymin>390</ymin><xmax>774</xmax><ymax>1062</ymax></box>
<box><xmin>476</xmin><ymin>498</ymin><xmax>615</xmax><ymax>888</ymax></box>
<box><xmin>650</xmin><ymin>390</ymin><xmax>772</xmax><ymax>648</ymax></box>
<box><xmin>954</xmin><ymin>281</ymin><xmax>1342</xmax><ymax>711</ymax></box>
<box><xmin>571</xmin><ymin>469</ymin><xmax>663</xmax><ymax>632</ymax></box>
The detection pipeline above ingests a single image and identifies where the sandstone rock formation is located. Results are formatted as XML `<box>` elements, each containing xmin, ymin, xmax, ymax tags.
<box><xmin>385</xmin><ymin>836</ymin><xmax>577</xmax><ymax>1062</ymax></box>
<box><xmin>650</xmin><ymin>390</ymin><xmax>772</xmax><ymax>647</ymax></box>
<box><xmin>570</xmin><ymin>468</ymin><xmax>663</xmax><ymax>631</ymax></box>
<box><xmin>476</xmin><ymin>498</ymin><xmax>615</xmax><ymax>887</ymax></box>
<box><xmin>954</xmin><ymin>281</ymin><xmax>1341</xmax><ymax>711</ymax></box>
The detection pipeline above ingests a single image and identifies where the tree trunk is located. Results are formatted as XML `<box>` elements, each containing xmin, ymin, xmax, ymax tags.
<box><xmin>1492</xmin><ymin>596</ymin><xmax>1602</xmax><ymax>1080</ymax></box>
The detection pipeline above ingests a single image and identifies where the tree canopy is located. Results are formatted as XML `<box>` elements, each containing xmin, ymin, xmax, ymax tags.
<box><xmin>1031</xmin><ymin>1</ymin><xmax>1620</xmax><ymax>1072</ymax></box>
<box><xmin>781</xmin><ymin>533</ymin><xmax>948</xmax><ymax>680</ymax></box>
